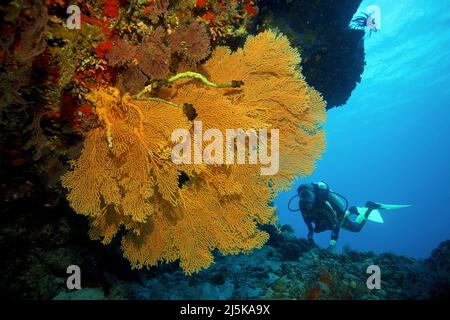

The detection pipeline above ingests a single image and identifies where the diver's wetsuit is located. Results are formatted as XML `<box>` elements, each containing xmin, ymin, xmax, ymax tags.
<box><xmin>299</xmin><ymin>183</ymin><xmax>371</xmax><ymax>244</ymax></box>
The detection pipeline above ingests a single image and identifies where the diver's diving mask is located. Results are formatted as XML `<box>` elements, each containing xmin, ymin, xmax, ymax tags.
<box><xmin>298</xmin><ymin>186</ymin><xmax>316</xmax><ymax>213</ymax></box>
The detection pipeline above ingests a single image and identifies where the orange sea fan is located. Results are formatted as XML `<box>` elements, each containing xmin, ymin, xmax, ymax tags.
<box><xmin>61</xmin><ymin>87</ymin><xmax>191</xmax><ymax>223</ymax></box>
<box><xmin>61</xmin><ymin>30</ymin><xmax>326</xmax><ymax>274</ymax></box>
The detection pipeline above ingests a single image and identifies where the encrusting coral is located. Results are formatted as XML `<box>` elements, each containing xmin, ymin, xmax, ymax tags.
<box><xmin>61</xmin><ymin>30</ymin><xmax>326</xmax><ymax>274</ymax></box>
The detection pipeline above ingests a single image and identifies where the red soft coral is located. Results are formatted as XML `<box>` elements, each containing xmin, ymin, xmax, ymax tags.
<box><xmin>103</xmin><ymin>0</ymin><xmax>120</xmax><ymax>18</ymax></box>
<box><xmin>243</xmin><ymin>1</ymin><xmax>258</xmax><ymax>17</ymax></box>
<box><xmin>196</xmin><ymin>0</ymin><xmax>207</xmax><ymax>8</ymax></box>
<box><xmin>95</xmin><ymin>39</ymin><xmax>114</xmax><ymax>59</ymax></box>
<box><xmin>169</xmin><ymin>21</ymin><xmax>211</xmax><ymax>65</ymax></box>
<box><xmin>137</xmin><ymin>27</ymin><xmax>171</xmax><ymax>80</ymax></box>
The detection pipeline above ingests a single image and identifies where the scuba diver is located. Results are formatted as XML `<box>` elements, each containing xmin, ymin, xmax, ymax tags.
<box><xmin>350</xmin><ymin>11</ymin><xmax>379</xmax><ymax>37</ymax></box>
<box><xmin>288</xmin><ymin>181</ymin><xmax>410</xmax><ymax>250</ymax></box>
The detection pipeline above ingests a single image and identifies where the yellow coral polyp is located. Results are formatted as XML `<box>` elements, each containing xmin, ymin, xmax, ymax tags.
<box><xmin>61</xmin><ymin>30</ymin><xmax>326</xmax><ymax>274</ymax></box>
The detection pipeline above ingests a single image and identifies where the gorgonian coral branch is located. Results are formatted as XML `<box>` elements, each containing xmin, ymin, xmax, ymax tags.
<box><xmin>134</xmin><ymin>71</ymin><xmax>244</xmax><ymax>100</ymax></box>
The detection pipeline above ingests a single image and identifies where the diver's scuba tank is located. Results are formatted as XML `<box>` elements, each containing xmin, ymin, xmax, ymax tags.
<box><xmin>311</xmin><ymin>181</ymin><xmax>349</xmax><ymax>212</ymax></box>
<box><xmin>311</xmin><ymin>181</ymin><xmax>329</xmax><ymax>198</ymax></box>
<box><xmin>311</xmin><ymin>182</ymin><xmax>340</xmax><ymax>227</ymax></box>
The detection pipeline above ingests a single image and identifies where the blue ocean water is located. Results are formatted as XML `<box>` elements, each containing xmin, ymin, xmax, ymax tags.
<box><xmin>276</xmin><ymin>0</ymin><xmax>450</xmax><ymax>258</ymax></box>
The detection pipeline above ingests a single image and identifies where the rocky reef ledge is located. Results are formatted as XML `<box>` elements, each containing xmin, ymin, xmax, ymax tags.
<box><xmin>258</xmin><ymin>0</ymin><xmax>366</xmax><ymax>109</ymax></box>
<box><xmin>1</xmin><ymin>197</ymin><xmax>448</xmax><ymax>300</ymax></box>
<box><xmin>47</xmin><ymin>226</ymin><xmax>450</xmax><ymax>300</ymax></box>
<box><xmin>94</xmin><ymin>226</ymin><xmax>450</xmax><ymax>300</ymax></box>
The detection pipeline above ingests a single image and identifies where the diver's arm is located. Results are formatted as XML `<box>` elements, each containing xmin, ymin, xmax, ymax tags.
<box><xmin>302</xmin><ymin>215</ymin><xmax>314</xmax><ymax>240</ymax></box>
<box><xmin>307</xmin><ymin>229</ymin><xmax>314</xmax><ymax>241</ymax></box>
<box><xmin>323</xmin><ymin>199</ymin><xmax>340</xmax><ymax>249</ymax></box>
<box><xmin>329</xmin><ymin>226</ymin><xmax>340</xmax><ymax>249</ymax></box>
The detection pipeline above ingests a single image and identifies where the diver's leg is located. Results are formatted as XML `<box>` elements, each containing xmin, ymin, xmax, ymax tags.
<box><xmin>342</xmin><ymin>206</ymin><xmax>375</xmax><ymax>233</ymax></box>
<box><xmin>342</xmin><ymin>218</ymin><xmax>366</xmax><ymax>233</ymax></box>
<box><xmin>365</xmin><ymin>201</ymin><xmax>381</xmax><ymax>209</ymax></box>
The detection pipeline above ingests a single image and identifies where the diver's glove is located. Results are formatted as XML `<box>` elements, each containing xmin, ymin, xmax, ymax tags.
<box><xmin>327</xmin><ymin>239</ymin><xmax>337</xmax><ymax>253</ymax></box>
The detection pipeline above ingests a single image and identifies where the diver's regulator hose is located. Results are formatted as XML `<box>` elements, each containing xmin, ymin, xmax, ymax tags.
<box><xmin>288</xmin><ymin>194</ymin><xmax>301</xmax><ymax>212</ymax></box>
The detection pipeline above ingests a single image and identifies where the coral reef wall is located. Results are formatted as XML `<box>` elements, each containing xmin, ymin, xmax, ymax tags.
<box><xmin>257</xmin><ymin>0</ymin><xmax>366</xmax><ymax>109</ymax></box>
<box><xmin>0</xmin><ymin>0</ymin><xmax>376</xmax><ymax>298</ymax></box>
